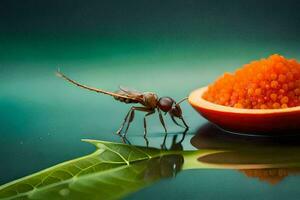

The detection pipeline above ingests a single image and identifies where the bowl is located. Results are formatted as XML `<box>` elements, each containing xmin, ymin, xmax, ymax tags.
<box><xmin>188</xmin><ymin>87</ymin><xmax>300</xmax><ymax>135</ymax></box>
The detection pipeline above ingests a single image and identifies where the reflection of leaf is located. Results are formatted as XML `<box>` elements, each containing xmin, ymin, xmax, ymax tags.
<box><xmin>0</xmin><ymin>139</ymin><xmax>187</xmax><ymax>200</ymax></box>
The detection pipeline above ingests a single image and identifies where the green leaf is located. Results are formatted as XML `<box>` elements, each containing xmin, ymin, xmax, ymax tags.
<box><xmin>0</xmin><ymin>139</ymin><xmax>189</xmax><ymax>200</ymax></box>
<box><xmin>2</xmin><ymin>138</ymin><xmax>300</xmax><ymax>200</ymax></box>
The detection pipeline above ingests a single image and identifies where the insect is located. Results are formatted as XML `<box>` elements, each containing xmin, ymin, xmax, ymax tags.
<box><xmin>56</xmin><ymin>70</ymin><xmax>189</xmax><ymax>137</ymax></box>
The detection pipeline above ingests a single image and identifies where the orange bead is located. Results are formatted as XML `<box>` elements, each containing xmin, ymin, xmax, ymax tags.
<box><xmin>273</xmin><ymin>103</ymin><xmax>281</xmax><ymax>109</ymax></box>
<box><xmin>270</xmin><ymin>93</ymin><xmax>277</xmax><ymax>101</ymax></box>
<box><xmin>281</xmin><ymin>96</ymin><xmax>289</xmax><ymax>104</ymax></box>
<box><xmin>270</xmin><ymin>73</ymin><xmax>277</xmax><ymax>80</ymax></box>
<box><xmin>278</xmin><ymin>74</ymin><xmax>286</xmax><ymax>82</ymax></box>
<box><xmin>234</xmin><ymin>103</ymin><xmax>243</xmax><ymax>108</ymax></box>
<box><xmin>271</xmin><ymin>81</ymin><xmax>278</xmax><ymax>88</ymax></box>
<box><xmin>255</xmin><ymin>88</ymin><xmax>262</xmax><ymax>95</ymax></box>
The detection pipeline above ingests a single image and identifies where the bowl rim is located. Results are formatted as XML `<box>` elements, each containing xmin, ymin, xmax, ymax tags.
<box><xmin>189</xmin><ymin>86</ymin><xmax>300</xmax><ymax>114</ymax></box>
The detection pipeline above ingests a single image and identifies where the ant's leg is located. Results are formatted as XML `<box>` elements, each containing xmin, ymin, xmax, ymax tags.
<box><xmin>119</xmin><ymin>134</ymin><xmax>131</xmax><ymax>145</ymax></box>
<box><xmin>158</xmin><ymin>109</ymin><xmax>167</xmax><ymax>134</ymax></box>
<box><xmin>170</xmin><ymin>115</ymin><xmax>184</xmax><ymax>128</ymax></box>
<box><xmin>143</xmin><ymin>110</ymin><xmax>155</xmax><ymax>146</ymax></box>
<box><xmin>123</xmin><ymin>107</ymin><xmax>151</xmax><ymax>137</ymax></box>
<box><xmin>160</xmin><ymin>131</ymin><xmax>168</xmax><ymax>150</ymax></box>
<box><xmin>178</xmin><ymin>128</ymin><xmax>188</xmax><ymax>143</ymax></box>
<box><xmin>180</xmin><ymin>116</ymin><xmax>189</xmax><ymax>130</ymax></box>
<box><xmin>143</xmin><ymin>135</ymin><xmax>149</xmax><ymax>147</ymax></box>
<box><xmin>123</xmin><ymin>109</ymin><xmax>135</xmax><ymax>136</ymax></box>
<box><xmin>116</xmin><ymin>107</ymin><xmax>134</xmax><ymax>135</ymax></box>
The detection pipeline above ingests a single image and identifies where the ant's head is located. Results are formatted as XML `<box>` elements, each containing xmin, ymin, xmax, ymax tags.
<box><xmin>169</xmin><ymin>103</ymin><xmax>182</xmax><ymax>118</ymax></box>
<box><xmin>157</xmin><ymin>97</ymin><xmax>175</xmax><ymax>112</ymax></box>
<box><xmin>158</xmin><ymin>96</ymin><xmax>186</xmax><ymax>118</ymax></box>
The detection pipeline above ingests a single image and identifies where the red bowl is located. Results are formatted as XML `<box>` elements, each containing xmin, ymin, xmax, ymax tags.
<box><xmin>189</xmin><ymin>87</ymin><xmax>300</xmax><ymax>136</ymax></box>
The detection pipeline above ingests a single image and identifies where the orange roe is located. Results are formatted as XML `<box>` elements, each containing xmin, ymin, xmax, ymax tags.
<box><xmin>203</xmin><ymin>54</ymin><xmax>300</xmax><ymax>109</ymax></box>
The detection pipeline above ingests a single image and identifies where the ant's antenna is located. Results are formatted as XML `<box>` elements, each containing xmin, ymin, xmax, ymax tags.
<box><xmin>55</xmin><ymin>69</ymin><xmax>139</xmax><ymax>101</ymax></box>
<box><xmin>176</xmin><ymin>97</ymin><xmax>188</xmax><ymax>106</ymax></box>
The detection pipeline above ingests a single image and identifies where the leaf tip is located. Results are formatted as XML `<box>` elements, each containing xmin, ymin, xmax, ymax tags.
<box><xmin>81</xmin><ymin>139</ymin><xmax>99</xmax><ymax>147</ymax></box>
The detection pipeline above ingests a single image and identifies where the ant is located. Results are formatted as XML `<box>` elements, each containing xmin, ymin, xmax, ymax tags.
<box><xmin>56</xmin><ymin>71</ymin><xmax>189</xmax><ymax>138</ymax></box>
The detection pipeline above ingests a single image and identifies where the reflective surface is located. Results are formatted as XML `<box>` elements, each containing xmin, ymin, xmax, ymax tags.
<box><xmin>1</xmin><ymin>1</ymin><xmax>300</xmax><ymax>198</ymax></box>
<box><xmin>2</xmin><ymin>119</ymin><xmax>300</xmax><ymax>199</ymax></box>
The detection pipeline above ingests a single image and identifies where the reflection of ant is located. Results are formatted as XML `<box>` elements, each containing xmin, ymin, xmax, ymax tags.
<box><xmin>161</xmin><ymin>129</ymin><xmax>187</xmax><ymax>150</ymax></box>
<box><xmin>118</xmin><ymin>128</ymin><xmax>188</xmax><ymax>150</ymax></box>
<box><xmin>117</xmin><ymin>130</ymin><xmax>188</xmax><ymax>180</ymax></box>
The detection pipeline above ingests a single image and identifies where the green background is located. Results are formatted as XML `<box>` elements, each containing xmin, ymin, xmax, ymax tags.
<box><xmin>1</xmin><ymin>0</ymin><xmax>300</xmax><ymax>199</ymax></box>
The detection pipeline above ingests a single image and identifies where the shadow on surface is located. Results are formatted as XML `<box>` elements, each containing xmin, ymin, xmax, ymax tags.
<box><xmin>191</xmin><ymin>122</ymin><xmax>300</xmax><ymax>150</ymax></box>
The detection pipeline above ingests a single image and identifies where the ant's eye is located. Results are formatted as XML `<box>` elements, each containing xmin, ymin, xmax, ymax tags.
<box><xmin>158</xmin><ymin>97</ymin><xmax>174</xmax><ymax>112</ymax></box>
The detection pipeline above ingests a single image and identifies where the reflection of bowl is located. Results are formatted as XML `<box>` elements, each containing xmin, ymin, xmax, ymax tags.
<box><xmin>189</xmin><ymin>87</ymin><xmax>300</xmax><ymax>135</ymax></box>
<box><xmin>239</xmin><ymin>168</ymin><xmax>300</xmax><ymax>185</ymax></box>
<box><xmin>191</xmin><ymin>123</ymin><xmax>300</xmax><ymax>168</ymax></box>
<box><xmin>190</xmin><ymin>123</ymin><xmax>300</xmax><ymax>184</ymax></box>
